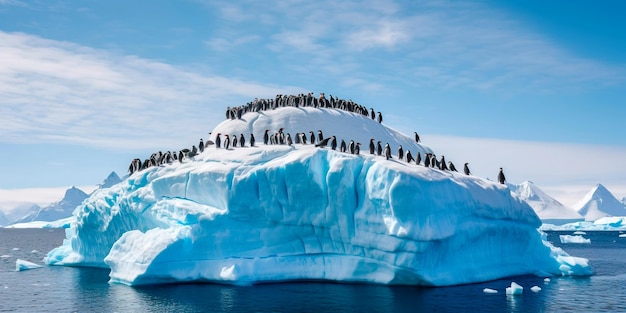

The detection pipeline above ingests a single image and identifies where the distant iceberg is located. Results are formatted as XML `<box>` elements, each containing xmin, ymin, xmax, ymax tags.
<box><xmin>559</xmin><ymin>235</ymin><xmax>591</xmax><ymax>244</ymax></box>
<box><xmin>45</xmin><ymin>107</ymin><xmax>591</xmax><ymax>286</ymax></box>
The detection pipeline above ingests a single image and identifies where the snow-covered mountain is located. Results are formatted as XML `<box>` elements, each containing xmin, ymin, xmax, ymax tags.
<box><xmin>47</xmin><ymin>105</ymin><xmax>590</xmax><ymax>287</ymax></box>
<box><xmin>16</xmin><ymin>186</ymin><xmax>88</xmax><ymax>223</ymax></box>
<box><xmin>576</xmin><ymin>184</ymin><xmax>626</xmax><ymax>221</ymax></box>
<box><xmin>97</xmin><ymin>171</ymin><xmax>122</xmax><ymax>189</ymax></box>
<box><xmin>511</xmin><ymin>181</ymin><xmax>583</xmax><ymax>225</ymax></box>
<box><xmin>0</xmin><ymin>202</ymin><xmax>42</xmax><ymax>227</ymax></box>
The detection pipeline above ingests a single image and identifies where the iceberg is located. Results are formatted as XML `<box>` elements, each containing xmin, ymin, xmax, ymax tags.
<box><xmin>559</xmin><ymin>235</ymin><xmax>591</xmax><ymax>244</ymax></box>
<box><xmin>45</xmin><ymin>106</ymin><xmax>591</xmax><ymax>286</ymax></box>
<box><xmin>16</xmin><ymin>259</ymin><xmax>43</xmax><ymax>271</ymax></box>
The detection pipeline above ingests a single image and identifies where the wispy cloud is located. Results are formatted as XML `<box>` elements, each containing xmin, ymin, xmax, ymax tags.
<box><xmin>202</xmin><ymin>0</ymin><xmax>625</xmax><ymax>92</ymax></box>
<box><xmin>0</xmin><ymin>31</ymin><xmax>300</xmax><ymax>150</ymax></box>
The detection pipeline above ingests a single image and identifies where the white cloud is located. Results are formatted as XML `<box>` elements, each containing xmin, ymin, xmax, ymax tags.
<box><xmin>0</xmin><ymin>31</ymin><xmax>300</xmax><ymax>150</ymax></box>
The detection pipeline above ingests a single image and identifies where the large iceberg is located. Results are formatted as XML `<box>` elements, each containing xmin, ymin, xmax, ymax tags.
<box><xmin>46</xmin><ymin>106</ymin><xmax>591</xmax><ymax>286</ymax></box>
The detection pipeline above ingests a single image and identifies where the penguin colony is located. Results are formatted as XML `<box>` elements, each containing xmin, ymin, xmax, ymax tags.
<box><xmin>128</xmin><ymin>92</ymin><xmax>506</xmax><ymax>183</ymax></box>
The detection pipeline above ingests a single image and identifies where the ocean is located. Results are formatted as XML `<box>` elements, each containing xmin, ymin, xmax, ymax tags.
<box><xmin>1</xmin><ymin>228</ymin><xmax>625</xmax><ymax>312</ymax></box>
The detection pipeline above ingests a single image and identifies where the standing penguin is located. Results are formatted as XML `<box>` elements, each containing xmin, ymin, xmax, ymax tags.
<box><xmin>340</xmin><ymin>140</ymin><xmax>346</xmax><ymax>152</ymax></box>
<box><xmin>295</xmin><ymin>133</ymin><xmax>301</xmax><ymax>144</ymax></box>
<box><xmin>310</xmin><ymin>131</ymin><xmax>315</xmax><ymax>144</ymax></box>
<box><xmin>330</xmin><ymin>136</ymin><xmax>337</xmax><ymax>150</ymax></box>
<box><xmin>416</xmin><ymin>152</ymin><xmax>422</xmax><ymax>166</ymax></box>
<box><xmin>264</xmin><ymin>130</ymin><xmax>270</xmax><ymax>145</ymax></box>
<box><xmin>318</xmin><ymin>130</ymin><xmax>324</xmax><ymax>143</ymax></box>
<box><xmin>369</xmin><ymin>139</ymin><xmax>375</xmax><ymax>154</ymax></box>
<box><xmin>376</xmin><ymin>141</ymin><xmax>383</xmax><ymax>156</ymax></box>
<box><xmin>301</xmin><ymin>133</ymin><xmax>307</xmax><ymax>144</ymax></box>
<box><xmin>348</xmin><ymin>140</ymin><xmax>355</xmax><ymax>154</ymax></box>
<box><xmin>377</xmin><ymin>112</ymin><xmax>383</xmax><ymax>123</ymax></box>
<box><xmin>250</xmin><ymin>134</ymin><xmax>256</xmax><ymax>147</ymax></box>
<box><xmin>406</xmin><ymin>150</ymin><xmax>414</xmax><ymax>163</ymax></box>
<box><xmin>424</xmin><ymin>153</ymin><xmax>430</xmax><ymax>167</ymax></box>
<box><xmin>355</xmin><ymin>143</ymin><xmax>361</xmax><ymax>155</ymax></box>
<box><xmin>370</xmin><ymin>108</ymin><xmax>375</xmax><ymax>120</ymax></box>
<box><xmin>463</xmin><ymin>163</ymin><xmax>471</xmax><ymax>175</ymax></box>
<box><xmin>498</xmin><ymin>168</ymin><xmax>506</xmax><ymax>184</ymax></box>
<box><xmin>224</xmin><ymin>135</ymin><xmax>231</xmax><ymax>149</ymax></box>
<box><xmin>199</xmin><ymin>139</ymin><xmax>205</xmax><ymax>153</ymax></box>
<box><xmin>439</xmin><ymin>155</ymin><xmax>448</xmax><ymax>170</ymax></box>
<box><xmin>398</xmin><ymin>145</ymin><xmax>404</xmax><ymax>160</ymax></box>
<box><xmin>232</xmin><ymin>135</ymin><xmax>238</xmax><ymax>148</ymax></box>
<box><xmin>414</xmin><ymin>132</ymin><xmax>420</xmax><ymax>143</ymax></box>
<box><xmin>384</xmin><ymin>143</ymin><xmax>391</xmax><ymax>160</ymax></box>
<box><xmin>286</xmin><ymin>133</ymin><xmax>293</xmax><ymax>146</ymax></box>
<box><xmin>240</xmin><ymin>134</ymin><xmax>245</xmax><ymax>147</ymax></box>
<box><xmin>449</xmin><ymin>161</ymin><xmax>458</xmax><ymax>172</ymax></box>
<box><xmin>216</xmin><ymin>133</ymin><xmax>222</xmax><ymax>149</ymax></box>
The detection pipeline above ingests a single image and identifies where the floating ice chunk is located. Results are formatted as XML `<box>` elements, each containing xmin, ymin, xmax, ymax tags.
<box><xmin>573</xmin><ymin>231</ymin><xmax>586</xmax><ymax>235</ymax></box>
<box><xmin>530</xmin><ymin>286</ymin><xmax>541</xmax><ymax>292</ymax></box>
<box><xmin>16</xmin><ymin>259</ymin><xmax>43</xmax><ymax>271</ymax></box>
<box><xmin>483</xmin><ymin>288</ymin><xmax>498</xmax><ymax>294</ymax></box>
<box><xmin>31</xmin><ymin>250</ymin><xmax>39</xmax><ymax>253</ymax></box>
<box><xmin>505</xmin><ymin>282</ymin><xmax>523</xmax><ymax>295</ymax></box>
<box><xmin>559</xmin><ymin>235</ymin><xmax>590</xmax><ymax>244</ymax></box>
<box><xmin>544</xmin><ymin>278</ymin><xmax>550</xmax><ymax>283</ymax></box>
<box><xmin>12</xmin><ymin>248</ymin><xmax>19</xmax><ymax>251</ymax></box>
<box><xmin>0</xmin><ymin>255</ymin><xmax>10</xmax><ymax>258</ymax></box>
<box><xmin>619</xmin><ymin>234</ymin><xmax>626</xmax><ymax>238</ymax></box>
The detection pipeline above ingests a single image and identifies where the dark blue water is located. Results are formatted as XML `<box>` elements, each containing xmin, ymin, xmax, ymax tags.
<box><xmin>1</xmin><ymin>229</ymin><xmax>625</xmax><ymax>312</ymax></box>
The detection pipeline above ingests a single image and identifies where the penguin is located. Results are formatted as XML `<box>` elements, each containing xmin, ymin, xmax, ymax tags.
<box><xmin>424</xmin><ymin>153</ymin><xmax>430</xmax><ymax>167</ymax></box>
<box><xmin>199</xmin><ymin>139</ymin><xmax>205</xmax><ymax>153</ymax></box>
<box><xmin>264</xmin><ymin>130</ymin><xmax>270</xmax><ymax>145</ymax></box>
<box><xmin>498</xmin><ymin>168</ymin><xmax>506</xmax><ymax>184</ymax></box>
<box><xmin>406</xmin><ymin>150</ymin><xmax>414</xmax><ymax>163</ymax></box>
<box><xmin>377</xmin><ymin>141</ymin><xmax>382</xmax><ymax>156</ymax></box>
<box><xmin>310</xmin><ymin>131</ymin><xmax>315</xmax><ymax>145</ymax></box>
<box><xmin>250</xmin><ymin>133</ymin><xmax>256</xmax><ymax>147</ymax></box>
<box><xmin>240</xmin><ymin>134</ymin><xmax>245</xmax><ymax>147</ymax></box>
<box><xmin>369</xmin><ymin>138</ymin><xmax>375</xmax><ymax>154</ymax></box>
<box><xmin>384</xmin><ymin>143</ymin><xmax>391</xmax><ymax>160</ymax></box>
<box><xmin>224</xmin><ymin>134</ymin><xmax>231</xmax><ymax>149</ymax></box>
<box><xmin>416</xmin><ymin>152</ymin><xmax>421</xmax><ymax>165</ymax></box>
<box><xmin>295</xmin><ymin>133</ymin><xmax>301</xmax><ymax>144</ymax></box>
<box><xmin>318</xmin><ymin>130</ymin><xmax>324</xmax><ymax>143</ymax></box>
<box><xmin>449</xmin><ymin>161</ymin><xmax>458</xmax><ymax>172</ymax></box>
<box><xmin>370</xmin><ymin>108</ymin><xmax>375</xmax><ymax>120</ymax></box>
<box><xmin>286</xmin><ymin>133</ymin><xmax>293</xmax><ymax>146</ymax></box>
<box><xmin>463</xmin><ymin>163</ymin><xmax>471</xmax><ymax>175</ymax></box>
<box><xmin>355</xmin><ymin>142</ymin><xmax>361</xmax><ymax>155</ymax></box>
<box><xmin>330</xmin><ymin>136</ymin><xmax>337</xmax><ymax>150</ymax></box>
<box><xmin>414</xmin><ymin>132</ymin><xmax>420</xmax><ymax>143</ymax></box>
<box><xmin>315</xmin><ymin>137</ymin><xmax>331</xmax><ymax>148</ymax></box>
<box><xmin>232</xmin><ymin>135</ymin><xmax>238</xmax><ymax>148</ymax></box>
<box><xmin>301</xmin><ymin>133</ymin><xmax>307</xmax><ymax>145</ymax></box>
<box><xmin>216</xmin><ymin>133</ymin><xmax>222</xmax><ymax>149</ymax></box>
<box><xmin>348</xmin><ymin>140</ymin><xmax>355</xmax><ymax>154</ymax></box>
<box><xmin>178</xmin><ymin>151</ymin><xmax>184</xmax><ymax>162</ymax></box>
<box><xmin>439</xmin><ymin>155</ymin><xmax>448</xmax><ymax>170</ymax></box>
<box><xmin>377</xmin><ymin>112</ymin><xmax>383</xmax><ymax>123</ymax></box>
<box><xmin>398</xmin><ymin>145</ymin><xmax>404</xmax><ymax>160</ymax></box>
<box><xmin>340</xmin><ymin>139</ymin><xmax>346</xmax><ymax>152</ymax></box>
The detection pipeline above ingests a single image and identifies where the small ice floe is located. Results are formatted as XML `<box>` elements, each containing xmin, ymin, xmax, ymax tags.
<box><xmin>11</xmin><ymin>247</ymin><xmax>19</xmax><ymax>251</ymax></box>
<box><xmin>483</xmin><ymin>288</ymin><xmax>498</xmax><ymax>294</ymax></box>
<box><xmin>619</xmin><ymin>234</ymin><xmax>626</xmax><ymax>238</ymax></box>
<box><xmin>31</xmin><ymin>250</ymin><xmax>39</xmax><ymax>254</ymax></box>
<box><xmin>544</xmin><ymin>278</ymin><xmax>551</xmax><ymax>283</ymax></box>
<box><xmin>0</xmin><ymin>255</ymin><xmax>11</xmax><ymax>258</ymax></box>
<box><xmin>506</xmin><ymin>282</ymin><xmax>523</xmax><ymax>295</ymax></box>
<box><xmin>559</xmin><ymin>235</ymin><xmax>591</xmax><ymax>244</ymax></box>
<box><xmin>573</xmin><ymin>231</ymin><xmax>586</xmax><ymax>235</ymax></box>
<box><xmin>15</xmin><ymin>259</ymin><xmax>43</xmax><ymax>271</ymax></box>
<box><xmin>530</xmin><ymin>286</ymin><xmax>541</xmax><ymax>292</ymax></box>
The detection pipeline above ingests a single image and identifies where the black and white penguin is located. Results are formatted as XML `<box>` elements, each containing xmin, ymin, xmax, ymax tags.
<box><xmin>498</xmin><ymin>168</ymin><xmax>506</xmax><ymax>184</ymax></box>
<box><xmin>216</xmin><ymin>133</ymin><xmax>222</xmax><ymax>149</ymax></box>
<box><xmin>424</xmin><ymin>153</ymin><xmax>430</xmax><ymax>167</ymax></box>
<box><xmin>315</xmin><ymin>137</ymin><xmax>331</xmax><ymax>148</ymax></box>
<box><xmin>250</xmin><ymin>134</ymin><xmax>256</xmax><ymax>147</ymax></box>
<box><xmin>416</xmin><ymin>152</ymin><xmax>421</xmax><ymax>165</ymax></box>
<box><xmin>406</xmin><ymin>150</ymin><xmax>414</xmax><ymax>163</ymax></box>
<box><xmin>295</xmin><ymin>133</ymin><xmax>301</xmax><ymax>144</ymax></box>
<box><xmin>377</xmin><ymin>141</ymin><xmax>382</xmax><ymax>156</ymax></box>
<box><xmin>340</xmin><ymin>139</ymin><xmax>346</xmax><ymax>152</ymax></box>
<box><xmin>240</xmin><ymin>134</ymin><xmax>245</xmax><ymax>147</ymax></box>
<box><xmin>199</xmin><ymin>139</ymin><xmax>205</xmax><ymax>153</ymax></box>
<box><xmin>286</xmin><ymin>133</ymin><xmax>293</xmax><ymax>146</ymax></box>
<box><xmin>318</xmin><ymin>130</ymin><xmax>324</xmax><ymax>143</ymax></box>
<box><xmin>349</xmin><ymin>140</ymin><xmax>355</xmax><ymax>154</ymax></box>
<box><xmin>310</xmin><ymin>131</ymin><xmax>315</xmax><ymax>145</ymax></box>
<box><xmin>224</xmin><ymin>134</ymin><xmax>231</xmax><ymax>149</ymax></box>
<box><xmin>355</xmin><ymin>143</ymin><xmax>361</xmax><ymax>155</ymax></box>
<box><xmin>384</xmin><ymin>143</ymin><xmax>391</xmax><ymax>160</ymax></box>
<box><xmin>301</xmin><ymin>133</ymin><xmax>307</xmax><ymax>144</ymax></box>
<box><xmin>440</xmin><ymin>155</ymin><xmax>448</xmax><ymax>170</ymax></box>
<box><xmin>377</xmin><ymin>112</ymin><xmax>382</xmax><ymax>123</ymax></box>
<box><xmin>264</xmin><ymin>130</ymin><xmax>270</xmax><ymax>145</ymax></box>
<box><xmin>414</xmin><ymin>132</ymin><xmax>420</xmax><ymax>143</ymax></box>
<box><xmin>232</xmin><ymin>135</ymin><xmax>238</xmax><ymax>148</ymax></box>
<box><xmin>369</xmin><ymin>139</ymin><xmax>375</xmax><ymax>154</ymax></box>
<box><xmin>398</xmin><ymin>145</ymin><xmax>404</xmax><ymax>160</ymax></box>
<box><xmin>449</xmin><ymin>161</ymin><xmax>458</xmax><ymax>172</ymax></box>
<box><xmin>330</xmin><ymin>136</ymin><xmax>337</xmax><ymax>150</ymax></box>
<box><xmin>464</xmin><ymin>163</ymin><xmax>471</xmax><ymax>175</ymax></box>
<box><xmin>370</xmin><ymin>108</ymin><xmax>375</xmax><ymax>120</ymax></box>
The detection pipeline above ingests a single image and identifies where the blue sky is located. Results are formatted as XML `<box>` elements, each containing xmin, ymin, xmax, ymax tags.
<box><xmin>1</xmin><ymin>0</ymin><xmax>625</xmax><ymax>202</ymax></box>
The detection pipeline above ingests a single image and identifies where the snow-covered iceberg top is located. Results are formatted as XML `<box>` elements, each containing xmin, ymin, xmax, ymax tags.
<box><xmin>45</xmin><ymin>107</ymin><xmax>591</xmax><ymax>286</ymax></box>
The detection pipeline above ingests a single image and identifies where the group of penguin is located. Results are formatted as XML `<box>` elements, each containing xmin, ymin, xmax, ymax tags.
<box><xmin>226</xmin><ymin>92</ymin><xmax>384</xmax><ymax>124</ymax></box>
<box><xmin>130</xmin><ymin>100</ymin><xmax>508</xmax><ymax>184</ymax></box>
